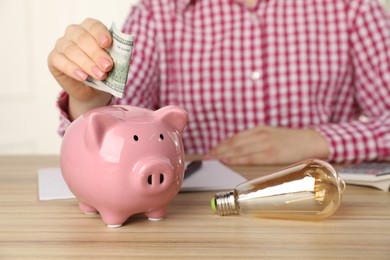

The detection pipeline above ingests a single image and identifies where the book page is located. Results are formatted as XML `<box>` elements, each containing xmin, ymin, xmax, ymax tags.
<box><xmin>338</xmin><ymin>163</ymin><xmax>390</xmax><ymax>192</ymax></box>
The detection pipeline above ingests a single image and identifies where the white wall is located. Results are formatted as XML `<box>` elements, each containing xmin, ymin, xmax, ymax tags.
<box><xmin>0</xmin><ymin>0</ymin><xmax>138</xmax><ymax>155</ymax></box>
<box><xmin>382</xmin><ymin>0</ymin><xmax>390</xmax><ymax>10</ymax></box>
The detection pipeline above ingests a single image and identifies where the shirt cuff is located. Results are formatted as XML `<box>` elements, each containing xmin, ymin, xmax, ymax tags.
<box><xmin>56</xmin><ymin>91</ymin><xmax>116</xmax><ymax>136</ymax></box>
<box><xmin>314</xmin><ymin>121</ymin><xmax>381</xmax><ymax>163</ymax></box>
<box><xmin>57</xmin><ymin>91</ymin><xmax>71</xmax><ymax>137</ymax></box>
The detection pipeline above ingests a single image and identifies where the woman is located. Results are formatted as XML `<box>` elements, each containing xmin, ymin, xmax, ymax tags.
<box><xmin>48</xmin><ymin>0</ymin><xmax>390</xmax><ymax>165</ymax></box>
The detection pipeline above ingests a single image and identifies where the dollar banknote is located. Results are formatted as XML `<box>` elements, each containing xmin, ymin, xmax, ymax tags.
<box><xmin>84</xmin><ymin>23</ymin><xmax>135</xmax><ymax>98</ymax></box>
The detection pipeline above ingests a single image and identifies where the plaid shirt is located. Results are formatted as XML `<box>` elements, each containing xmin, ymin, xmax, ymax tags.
<box><xmin>58</xmin><ymin>0</ymin><xmax>390</xmax><ymax>163</ymax></box>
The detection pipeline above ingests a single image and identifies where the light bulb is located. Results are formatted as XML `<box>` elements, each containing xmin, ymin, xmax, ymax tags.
<box><xmin>211</xmin><ymin>159</ymin><xmax>346</xmax><ymax>220</ymax></box>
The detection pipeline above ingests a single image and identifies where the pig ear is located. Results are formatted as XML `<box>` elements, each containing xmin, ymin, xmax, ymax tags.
<box><xmin>155</xmin><ymin>105</ymin><xmax>188</xmax><ymax>133</ymax></box>
<box><xmin>85</xmin><ymin>112</ymin><xmax>118</xmax><ymax>150</ymax></box>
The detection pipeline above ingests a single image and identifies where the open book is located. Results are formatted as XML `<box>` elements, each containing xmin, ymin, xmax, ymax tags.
<box><xmin>338</xmin><ymin>163</ymin><xmax>390</xmax><ymax>192</ymax></box>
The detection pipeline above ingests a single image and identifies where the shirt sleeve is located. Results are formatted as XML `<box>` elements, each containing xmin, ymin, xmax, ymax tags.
<box><xmin>57</xmin><ymin>91</ymin><xmax>71</xmax><ymax>137</ymax></box>
<box><xmin>56</xmin><ymin>91</ymin><xmax>115</xmax><ymax>136</ymax></box>
<box><xmin>315</xmin><ymin>0</ymin><xmax>390</xmax><ymax>163</ymax></box>
<box><xmin>115</xmin><ymin>1</ymin><xmax>160</xmax><ymax>110</ymax></box>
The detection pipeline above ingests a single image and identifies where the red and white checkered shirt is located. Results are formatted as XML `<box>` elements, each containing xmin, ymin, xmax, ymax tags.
<box><xmin>58</xmin><ymin>0</ymin><xmax>390</xmax><ymax>163</ymax></box>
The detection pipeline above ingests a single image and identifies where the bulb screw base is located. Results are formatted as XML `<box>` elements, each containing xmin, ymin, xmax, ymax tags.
<box><xmin>211</xmin><ymin>190</ymin><xmax>238</xmax><ymax>216</ymax></box>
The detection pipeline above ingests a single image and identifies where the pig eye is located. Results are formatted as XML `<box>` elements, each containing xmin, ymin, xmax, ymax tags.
<box><xmin>159</xmin><ymin>134</ymin><xmax>164</xmax><ymax>141</ymax></box>
<box><xmin>133</xmin><ymin>135</ymin><xmax>139</xmax><ymax>141</ymax></box>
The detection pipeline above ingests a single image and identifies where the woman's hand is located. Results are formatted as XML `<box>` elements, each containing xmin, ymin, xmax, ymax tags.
<box><xmin>47</xmin><ymin>18</ymin><xmax>113</xmax><ymax>119</ymax></box>
<box><xmin>207</xmin><ymin>126</ymin><xmax>330</xmax><ymax>165</ymax></box>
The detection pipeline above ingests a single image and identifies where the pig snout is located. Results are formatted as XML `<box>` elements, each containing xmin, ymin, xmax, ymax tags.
<box><xmin>134</xmin><ymin>158</ymin><xmax>174</xmax><ymax>192</ymax></box>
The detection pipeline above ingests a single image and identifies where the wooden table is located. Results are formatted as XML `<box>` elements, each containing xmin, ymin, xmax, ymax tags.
<box><xmin>0</xmin><ymin>156</ymin><xmax>389</xmax><ymax>259</ymax></box>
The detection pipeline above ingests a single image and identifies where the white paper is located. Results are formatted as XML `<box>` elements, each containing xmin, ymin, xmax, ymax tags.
<box><xmin>37</xmin><ymin>168</ymin><xmax>75</xmax><ymax>200</ymax></box>
<box><xmin>37</xmin><ymin>160</ymin><xmax>247</xmax><ymax>200</ymax></box>
<box><xmin>181</xmin><ymin>160</ymin><xmax>247</xmax><ymax>191</ymax></box>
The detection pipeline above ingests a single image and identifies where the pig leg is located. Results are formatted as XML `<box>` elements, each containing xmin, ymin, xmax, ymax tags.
<box><xmin>79</xmin><ymin>201</ymin><xmax>98</xmax><ymax>214</ymax></box>
<box><xmin>99</xmin><ymin>210</ymin><xmax>129</xmax><ymax>228</ymax></box>
<box><xmin>145</xmin><ymin>208</ymin><xmax>167</xmax><ymax>221</ymax></box>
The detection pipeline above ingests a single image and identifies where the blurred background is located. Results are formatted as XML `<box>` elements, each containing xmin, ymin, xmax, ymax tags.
<box><xmin>0</xmin><ymin>0</ymin><xmax>389</xmax><ymax>155</ymax></box>
<box><xmin>0</xmin><ymin>0</ymin><xmax>137</xmax><ymax>154</ymax></box>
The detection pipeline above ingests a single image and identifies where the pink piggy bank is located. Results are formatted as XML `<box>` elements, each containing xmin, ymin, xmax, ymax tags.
<box><xmin>60</xmin><ymin>105</ymin><xmax>188</xmax><ymax>227</ymax></box>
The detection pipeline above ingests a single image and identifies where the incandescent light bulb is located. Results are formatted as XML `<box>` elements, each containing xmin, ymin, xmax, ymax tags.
<box><xmin>211</xmin><ymin>159</ymin><xmax>346</xmax><ymax>220</ymax></box>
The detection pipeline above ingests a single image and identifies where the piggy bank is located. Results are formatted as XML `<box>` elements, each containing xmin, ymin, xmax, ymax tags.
<box><xmin>60</xmin><ymin>105</ymin><xmax>188</xmax><ymax>227</ymax></box>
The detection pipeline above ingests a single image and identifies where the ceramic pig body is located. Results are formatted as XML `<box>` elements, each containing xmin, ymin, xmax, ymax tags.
<box><xmin>60</xmin><ymin>105</ymin><xmax>188</xmax><ymax>227</ymax></box>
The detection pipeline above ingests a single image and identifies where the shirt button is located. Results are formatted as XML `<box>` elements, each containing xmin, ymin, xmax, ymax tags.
<box><xmin>251</xmin><ymin>13</ymin><xmax>258</xmax><ymax>21</ymax></box>
<box><xmin>251</xmin><ymin>70</ymin><xmax>261</xmax><ymax>80</ymax></box>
